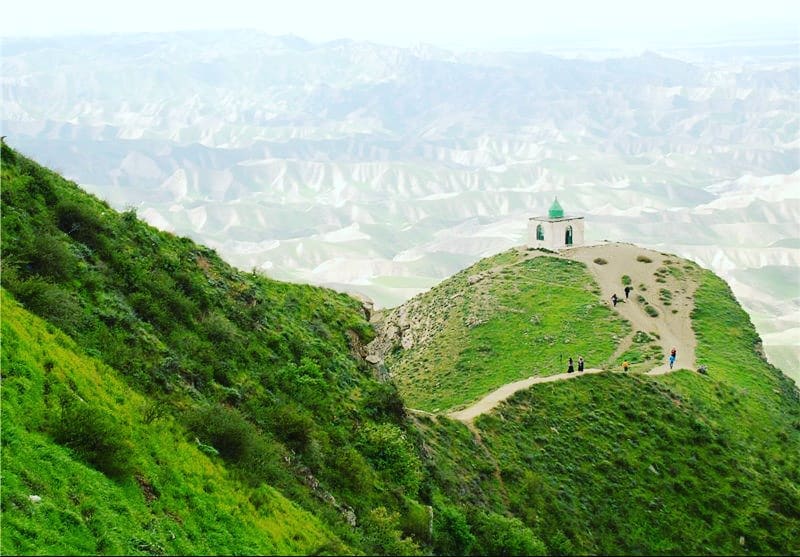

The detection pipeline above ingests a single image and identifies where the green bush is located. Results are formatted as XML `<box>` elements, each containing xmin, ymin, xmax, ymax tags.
<box><xmin>362</xmin><ymin>382</ymin><xmax>407</xmax><ymax>422</ymax></box>
<box><xmin>13</xmin><ymin>277</ymin><xmax>84</xmax><ymax>335</ymax></box>
<box><xmin>186</xmin><ymin>404</ymin><xmax>256</xmax><ymax>462</ymax></box>
<box><xmin>358</xmin><ymin>423</ymin><xmax>422</xmax><ymax>495</ymax></box>
<box><xmin>52</xmin><ymin>399</ymin><xmax>135</xmax><ymax>479</ymax></box>
<box><xmin>645</xmin><ymin>305</ymin><xmax>659</xmax><ymax>317</ymax></box>
<box><xmin>361</xmin><ymin>507</ymin><xmax>421</xmax><ymax>556</ymax></box>
<box><xmin>621</xmin><ymin>275</ymin><xmax>632</xmax><ymax>286</ymax></box>
<box><xmin>636</xmin><ymin>255</ymin><xmax>653</xmax><ymax>263</ymax></box>
<box><xmin>472</xmin><ymin>511</ymin><xmax>547</xmax><ymax>556</ymax></box>
<box><xmin>262</xmin><ymin>401</ymin><xmax>315</xmax><ymax>453</ymax></box>
<box><xmin>433</xmin><ymin>501</ymin><xmax>475</xmax><ymax>555</ymax></box>
<box><xmin>25</xmin><ymin>233</ymin><xmax>77</xmax><ymax>280</ymax></box>
<box><xmin>55</xmin><ymin>199</ymin><xmax>107</xmax><ymax>249</ymax></box>
<box><xmin>186</xmin><ymin>404</ymin><xmax>286</xmax><ymax>486</ymax></box>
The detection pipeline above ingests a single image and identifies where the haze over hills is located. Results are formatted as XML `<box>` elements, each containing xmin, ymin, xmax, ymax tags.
<box><xmin>2</xmin><ymin>31</ymin><xmax>798</xmax><ymax>378</ymax></box>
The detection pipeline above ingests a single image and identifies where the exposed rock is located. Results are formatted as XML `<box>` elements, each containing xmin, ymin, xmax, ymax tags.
<box><xmin>350</xmin><ymin>292</ymin><xmax>375</xmax><ymax>321</ymax></box>
<box><xmin>365</xmin><ymin>354</ymin><xmax>381</xmax><ymax>365</ymax></box>
<box><xmin>28</xmin><ymin>495</ymin><xmax>42</xmax><ymax>504</ymax></box>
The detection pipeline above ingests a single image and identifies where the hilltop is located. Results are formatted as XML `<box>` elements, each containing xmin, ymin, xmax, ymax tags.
<box><xmin>368</xmin><ymin>242</ymin><xmax>704</xmax><ymax>413</ymax></box>
<box><xmin>375</xmin><ymin>242</ymin><xmax>800</xmax><ymax>554</ymax></box>
<box><xmin>1</xmin><ymin>144</ymin><xmax>799</xmax><ymax>555</ymax></box>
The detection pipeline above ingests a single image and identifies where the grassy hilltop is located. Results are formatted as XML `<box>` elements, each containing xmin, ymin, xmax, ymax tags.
<box><xmin>1</xmin><ymin>144</ymin><xmax>799</xmax><ymax>555</ymax></box>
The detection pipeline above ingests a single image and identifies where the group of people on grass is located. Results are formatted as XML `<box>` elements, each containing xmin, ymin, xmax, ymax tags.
<box><xmin>569</xmin><ymin>347</ymin><xmax>677</xmax><ymax>374</ymax></box>
<box><xmin>621</xmin><ymin>347</ymin><xmax>677</xmax><ymax>373</ymax></box>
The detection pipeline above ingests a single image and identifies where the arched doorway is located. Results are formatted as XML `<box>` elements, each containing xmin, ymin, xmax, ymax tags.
<box><xmin>536</xmin><ymin>224</ymin><xmax>544</xmax><ymax>241</ymax></box>
<box><xmin>565</xmin><ymin>225</ymin><xmax>573</xmax><ymax>246</ymax></box>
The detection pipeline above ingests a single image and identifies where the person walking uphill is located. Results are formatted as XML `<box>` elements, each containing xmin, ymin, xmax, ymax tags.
<box><xmin>567</xmin><ymin>357</ymin><xmax>575</xmax><ymax>373</ymax></box>
<box><xmin>669</xmin><ymin>347</ymin><xmax>677</xmax><ymax>370</ymax></box>
<box><xmin>625</xmin><ymin>285</ymin><xmax>633</xmax><ymax>299</ymax></box>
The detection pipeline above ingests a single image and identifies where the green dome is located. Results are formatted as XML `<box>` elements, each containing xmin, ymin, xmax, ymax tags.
<box><xmin>548</xmin><ymin>198</ymin><xmax>564</xmax><ymax>219</ymax></box>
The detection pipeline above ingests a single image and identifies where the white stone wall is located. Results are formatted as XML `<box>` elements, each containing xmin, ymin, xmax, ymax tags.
<box><xmin>528</xmin><ymin>217</ymin><xmax>584</xmax><ymax>250</ymax></box>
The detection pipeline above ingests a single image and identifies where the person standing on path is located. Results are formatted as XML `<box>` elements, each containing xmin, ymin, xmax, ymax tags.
<box><xmin>669</xmin><ymin>347</ymin><xmax>677</xmax><ymax>370</ymax></box>
<box><xmin>567</xmin><ymin>357</ymin><xmax>575</xmax><ymax>373</ymax></box>
<box><xmin>625</xmin><ymin>285</ymin><xmax>633</xmax><ymax>299</ymax></box>
<box><xmin>611</xmin><ymin>293</ymin><xmax>619</xmax><ymax>307</ymax></box>
<box><xmin>578</xmin><ymin>356</ymin><xmax>585</xmax><ymax>372</ymax></box>
<box><xmin>622</xmin><ymin>360</ymin><xmax>630</xmax><ymax>372</ymax></box>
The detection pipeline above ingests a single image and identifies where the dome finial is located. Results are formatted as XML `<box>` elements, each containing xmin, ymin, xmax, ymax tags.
<box><xmin>548</xmin><ymin>197</ymin><xmax>564</xmax><ymax>219</ymax></box>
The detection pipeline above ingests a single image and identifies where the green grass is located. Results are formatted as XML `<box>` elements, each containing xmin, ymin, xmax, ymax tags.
<box><xmin>0</xmin><ymin>144</ymin><xmax>427</xmax><ymax>554</ymax></box>
<box><xmin>1</xmin><ymin>291</ymin><xmax>342</xmax><ymax>555</ymax></box>
<box><xmin>387</xmin><ymin>254</ymin><xmax>629</xmax><ymax>411</ymax></box>
<box><xmin>413</xmin><ymin>264</ymin><xmax>800</xmax><ymax>556</ymax></box>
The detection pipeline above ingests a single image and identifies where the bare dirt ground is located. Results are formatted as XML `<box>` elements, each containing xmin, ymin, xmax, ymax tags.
<box><xmin>448</xmin><ymin>242</ymin><xmax>699</xmax><ymax>422</ymax></box>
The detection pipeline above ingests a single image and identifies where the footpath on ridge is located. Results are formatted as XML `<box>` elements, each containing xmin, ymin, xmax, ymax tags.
<box><xmin>447</xmin><ymin>243</ymin><xmax>699</xmax><ymax>422</ymax></box>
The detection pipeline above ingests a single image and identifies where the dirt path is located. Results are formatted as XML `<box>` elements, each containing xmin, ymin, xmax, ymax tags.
<box><xmin>567</xmin><ymin>243</ymin><xmax>698</xmax><ymax>375</ymax></box>
<box><xmin>447</xmin><ymin>243</ymin><xmax>699</xmax><ymax>422</ymax></box>
<box><xmin>448</xmin><ymin>368</ymin><xmax>605</xmax><ymax>421</ymax></box>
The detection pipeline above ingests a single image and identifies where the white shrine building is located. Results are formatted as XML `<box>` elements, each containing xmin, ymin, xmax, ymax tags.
<box><xmin>528</xmin><ymin>198</ymin><xmax>584</xmax><ymax>251</ymax></box>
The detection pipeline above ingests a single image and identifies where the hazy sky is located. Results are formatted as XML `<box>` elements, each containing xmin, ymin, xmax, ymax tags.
<box><xmin>2</xmin><ymin>0</ymin><xmax>798</xmax><ymax>50</ymax></box>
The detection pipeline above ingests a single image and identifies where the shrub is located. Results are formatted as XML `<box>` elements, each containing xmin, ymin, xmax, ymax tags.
<box><xmin>263</xmin><ymin>401</ymin><xmax>315</xmax><ymax>453</ymax></box>
<box><xmin>362</xmin><ymin>382</ymin><xmax>407</xmax><ymax>422</ymax></box>
<box><xmin>399</xmin><ymin>499</ymin><xmax>433</xmax><ymax>544</ymax></box>
<box><xmin>633</xmin><ymin>331</ymin><xmax>652</xmax><ymax>344</ymax></box>
<box><xmin>621</xmin><ymin>275</ymin><xmax>632</xmax><ymax>286</ymax></box>
<box><xmin>361</xmin><ymin>507</ymin><xmax>421</xmax><ymax>556</ymax></box>
<box><xmin>52</xmin><ymin>399</ymin><xmax>135</xmax><ymax>479</ymax></box>
<box><xmin>185</xmin><ymin>404</ymin><xmax>255</xmax><ymax>462</ymax></box>
<box><xmin>13</xmin><ymin>277</ymin><xmax>84</xmax><ymax>335</ymax></box>
<box><xmin>185</xmin><ymin>404</ymin><xmax>285</xmax><ymax>486</ymax></box>
<box><xmin>328</xmin><ymin>446</ymin><xmax>374</xmax><ymax>492</ymax></box>
<box><xmin>593</xmin><ymin>258</ymin><xmax>608</xmax><ymax>265</ymax></box>
<box><xmin>472</xmin><ymin>511</ymin><xmax>547</xmax><ymax>556</ymax></box>
<box><xmin>636</xmin><ymin>255</ymin><xmax>653</xmax><ymax>263</ymax></box>
<box><xmin>433</xmin><ymin>501</ymin><xmax>476</xmax><ymax>556</ymax></box>
<box><xmin>358</xmin><ymin>423</ymin><xmax>422</xmax><ymax>495</ymax></box>
<box><xmin>645</xmin><ymin>305</ymin><xmax>659</xmax><ymax>317</ymax></box>
<box><xmin>25</xmin><ymin>233</ymin><xmax>77</xmax><ymax>280</ymax></box>
<box><xmin>55</xmin><ymin>199</ymin><xmax>107</xmax><ymax>249</ymax></box>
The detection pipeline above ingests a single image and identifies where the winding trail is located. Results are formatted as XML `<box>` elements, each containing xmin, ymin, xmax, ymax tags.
<box><xmin>446</xmin><ymin>243</ymin><xmax>699</xmax><ymax>422</ymax></box>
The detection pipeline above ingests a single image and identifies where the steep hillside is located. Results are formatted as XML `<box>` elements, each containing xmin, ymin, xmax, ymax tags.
<box><xmin>0</xmin><ymin>144</ymin><xmax>431</xmax><ymax>555</ymax></box>
<box><xmin>1</xmin><ymin>291</ymin><xmax>342</xmax><ymax>555</ymax></box>
<box><xmin>398</xmin><ymin>259</ymin><xmax>798</xmax><ymax>555</ymax></box>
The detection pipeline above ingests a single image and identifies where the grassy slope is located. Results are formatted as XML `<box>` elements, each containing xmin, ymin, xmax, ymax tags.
<box><xmin>385</xmin><ymin>251</ymin><xmax>630</xmax><ymax>412</ymax></box>
<box><xmin>1</xmin><ymin>291</ymin><xmax>341</xmax><ymax>555</ymax></box>
<box><xmin>416</xmin><ymin>267</ymin><xmax>800</xmax><ymax>555</ymax></box>
<box><xmin>0</xmin><ymin>144</ymin><xmax>426</xmax><ymax>555</ymax></box>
